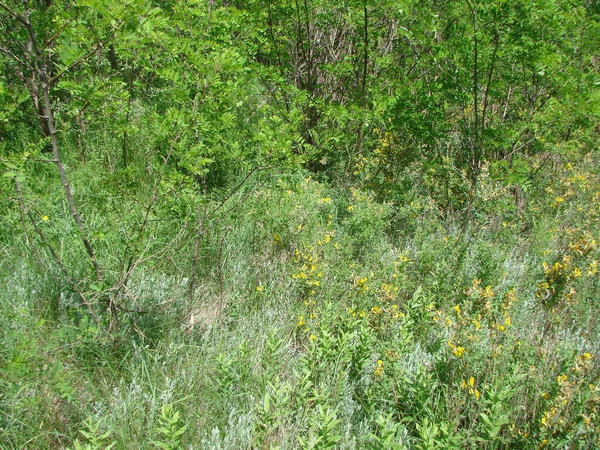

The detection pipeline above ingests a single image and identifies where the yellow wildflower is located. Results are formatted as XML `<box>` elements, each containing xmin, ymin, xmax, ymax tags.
<box><xmin>374</xmin><ymin>360</ymin><xmax>384</xmax><ymax>377</ymax></box>
<box><xmin>453</xmin><ymin>346</ymin><xmax>465</xmax><ymax>358</ymax></box>
<box><xmin>483</xmin><ymin>285</ymin><xmax>494</xmax><ymax>299</ymax></box>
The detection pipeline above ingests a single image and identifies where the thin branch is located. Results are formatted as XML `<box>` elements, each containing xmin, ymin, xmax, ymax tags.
<box><xmin>116</xmin><ymin>135</ymin><xmax>179</xmax><ymax>295</ymax></box>
<box><xmin>0</xmin><ymin>43</ymin><xmax>26</xmax><ymax>67</ymax></box>
<box><xmin>0</xmin><ymin>1</ymin><xmax>27</xmax><ymax>26</ymax></box>
<box><xmin>361</xmin><ymin>0</ymin><xmax>369</xmax><ymax>106</ymax></box>
<box><xmin>116</xmin><ymin>304</ymin><xmax>147</xmax><ymax>314</ymax></box>
<box><xmin>104</xmin><ymin>224</ymin><xmax>189</xmax><ymax>305</ymax></box>
<box><xmin>531</xmin><ymin>152</ymin><xmax>553</xmax><ymax>177</ymax></box>
<box><xmin>205</xmin><ymin>165</ymin><xmax>263</xmax><ymax>221</ymax></box>
<box><xmin>21</xmin><ymin>2</ymin><xmax>104</xmax><ymax>283</ymax></box>
<box><xmin>481</xmin><ymin>31</ymin><xmax>499</xmax><ymax>130</ymax></box>
<box><xmin>40</xmin><ymin>15</ymin><xmax>78</xmax><ymax>51</ymax></box>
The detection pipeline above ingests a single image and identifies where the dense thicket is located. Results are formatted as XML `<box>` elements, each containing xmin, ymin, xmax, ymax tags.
<box><xmin>1</xmin><ymin>1</ymin><xmax>599</xmax><ymax>448</ymax></box>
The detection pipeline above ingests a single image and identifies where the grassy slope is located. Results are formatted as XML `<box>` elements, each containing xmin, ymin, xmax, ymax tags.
<box><xmin>2</xmin><ymin>149</ymin><xmax>600</xmax><ymax>449</ymax></box>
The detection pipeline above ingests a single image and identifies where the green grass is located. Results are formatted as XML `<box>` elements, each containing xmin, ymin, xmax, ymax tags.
<box><xmin>1</xmin><ymin>153</ymin><xmax>600</xmax><ymax>449</ymax></box>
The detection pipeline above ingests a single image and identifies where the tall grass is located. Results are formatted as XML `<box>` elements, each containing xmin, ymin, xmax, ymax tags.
<box><xmin>1</xmin><ymin>149</ymin><xmax>599</xmax><ymax>449</ymax></box>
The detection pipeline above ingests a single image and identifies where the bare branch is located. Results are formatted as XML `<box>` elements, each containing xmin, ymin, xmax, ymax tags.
<box><xmin>0</xmin><ymin>43</ymin><xmax>26</xmax><ymax>66</ymax></box>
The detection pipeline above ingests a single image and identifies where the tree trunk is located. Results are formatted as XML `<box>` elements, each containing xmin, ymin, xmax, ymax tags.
<box><xmin>22</xmin><ymin>4</ymin><xmax>104</xmax><ymax>283</ymax></box>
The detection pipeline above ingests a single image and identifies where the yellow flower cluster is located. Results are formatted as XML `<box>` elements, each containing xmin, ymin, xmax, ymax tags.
<box><xmin>535</xmin><ymin>241</ymin><xmax>598</xmax><ymax>308</ymax></box>
<box><xmin>353</xmin><ymin>131</ymin><xmax>395</xmax><ymax>180</ymax></box>
<box><xmin>494</xmin><ymin>289</ymin><xmax>515</xmax><ymax>334</ymax></box>
<box><xmin>347</xmin><ymin>303</ymin><xmax>405</xmax><ymax>323</ymax></box>
<box><xmin>355</xmin><ymin>276</ymin><xmax>369</xmax><ymax>293</ymax></box>
<box><xmin>448</xmin><ymin>341</ymin><xmax>465</xmax><ymax>358</ymax></box>
<box><xmin>536</xmin><ymin>256</ymin><xmax>572</xmax><ymax>304</ymax></box>
<box><xmin>465</xmin><ymin>278</ymin><xmax>494</xmax><ymax>311</ymax></box>
<box><xmin>293</xmin><ymin>229</ymin><xmax>342</xmax><ymax>342</ymax></box>
<box><xmin>352</xmin><ymin>154</ymin><xmax>374</xmax><ymax>177</ymax></box>
<box><xmin>538</xmin><ymin>352</ymin><xmax>598</xmax><ymax>443</ymax></box>
<box><xmin>373</xmin><ymin>359</ymin><xmax>384</xmax><ymax>377</ymax></box>
<box><xmin>292</xmin><ymin>247</ymin><xmax>322</xmax><ymax>288</ymax></box>
<box><xmin>552</xmin><ymin>196</ymin><xmax>565</xmax><ymax>208</ymax></box>
<box><xmin>316</xmin><ymin>230</ymin><xmax>335</xmax><ymax>246</ymax></box>
<box><xmin>568</xmin><ymin>232</ymin><xmax>597</xmax><ymax>257</ymax></box>
<box><xmin>436</xmin><ymin>286</ymin><xmax>519</xmax><ymax>363</ymax></box>
<box><xmin>379</xmin><ymin>283</ymin><xmax>399</xmax><ymax>302</ymax></box>
<box><xmin>460</xmin><ymin>376</ymin><xmax>481</xmax><ymax>399</ymax></box>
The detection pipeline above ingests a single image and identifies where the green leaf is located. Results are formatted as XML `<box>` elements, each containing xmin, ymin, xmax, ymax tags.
<box><xmin>263</xmin><ymin>391</ymin><xmax>271</xmax><ymax>414</ymax></box>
